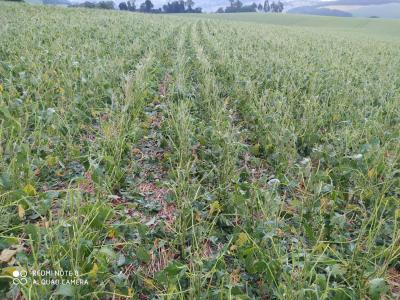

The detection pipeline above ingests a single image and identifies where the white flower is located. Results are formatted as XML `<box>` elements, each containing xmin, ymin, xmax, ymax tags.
<box><xmin>349</xmin><ymin>154</ymin><xmax>363</xmax><ymax>160</ymax></box>
<box><xmin>268</xmin><ymin>178</ymin><xmax>281</xmax><ymax>186</ymax></box>
<box><xmin>300</xmin><ymin>157</ymin><xmax>311</xmax><ymax>165</ymax></box>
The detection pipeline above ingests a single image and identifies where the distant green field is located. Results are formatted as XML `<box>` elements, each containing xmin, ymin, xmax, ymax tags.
<box><xmin>351</xmin><ymin>3</ymin><xmax>400</xmax><ymax>19</ymax></box>
<box><xmin>183</xmin><ymin>12</ymin><xmax>400</xmax><ymax>40</ymax></box>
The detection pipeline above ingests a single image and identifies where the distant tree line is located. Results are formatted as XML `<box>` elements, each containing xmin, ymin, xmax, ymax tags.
<box><xmin>217</xmin><ymin>0</ymin><xmax>284</xmax><ymax>13</ymax></box>
<box><xmin>47</xmin><ymin>0</ymin><xmax>284</xmax><ymax>14</ymax></box>
<box><xmin>43</xmin><ymin>0</ymin><xmax>71</xmax><ymax>5</ymax></box>
<box><xmin>118</xmin><ymin>0</ymin><xmax>160</xmax><ymax>12</ymax></box>
<box><xmin>69</xmin><ymin>0</ymin><xmax>115</xmax><ymax>9</ymax></box>
<box><xmin>162</xmin><ymin>0</ymin><xmax>202</xmax><ymax>13</ymax></box>
<box><xmin>68</xmin><ymin>0</ymin><xmax>202</xmax><ymax>13</ymax></box>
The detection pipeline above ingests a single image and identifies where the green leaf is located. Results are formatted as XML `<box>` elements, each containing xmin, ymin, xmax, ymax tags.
<box><xmin>23</xmin><ymin>184</ymin><xmax>37</xmax><ymax>196</ymax></box>
<box><xmin>331</xmin><ymin>264</ymin><xmax>346</xmax><ymax>277</ymax></box>
<box><xmin>303</xmin><ymin>221</ymin><xmax>316</xmax><ymax>242</ymax></box>
<box><xmin>244</xmin><ymin>255</ymin><xmax>256</xmax><ymax>274</ymax></box>
<box><xmin>24</xmin><ymin>224</ymin><xmax>40</xmax><ymax>249</ymax></box>
<box><xmin>250</xmin><ymin>143</ymin><xmax>260</xmax><ymax>156</ymax></box>
<box><xmin>0</xmin><ymin>237</ymin><xmax>19</xmax><ymax>250</ymax></box>
<box><xmin>165</xmin><ymin>193</ymin><xmax>175</xmax><ymax>204</ymax></box>
<box><xmin>83</xmin><ymin>204</ymin><xmax>113</xmax><ymax>229</ymax></box>
<box><xmin>164</xmin><ymin>262</ymin><xmax>186</xmax><ymax>276</ymax></box>
<box><xmin>368</xmin><ymin>278</ymin><xmax>387</xmax><ymax>300</ymax></box>
<box><xmin>99</xmin><ymin>246</ymin><xmax>116</xmax><ymax>259</ymax></box>
<box><xmin>253</xmin><ymin>260</ymin><xmax>268</xmax><ymax>273</ymax></box>
<box><xmin>117</xmin><ymin>254</ymin><xmax>126</xmax><ymax>267</ymax></box>
<box><xmin>264</xmin><ymin>261</ymin><xmax>279</xmax><ymax>285</ymax></box>
<box><xmin>154</xmin><ymin>271</ymin><xmax>168</xmax><ymax>284</ymax></box>
<box><xmin>54</xmin><ymin>284</ymin><xmax>75</xmax><ymax>297</ymax></box>
<box><xmin>0</xmin><ymin>107</ymin><xmax>12</xmax><ymax>119</ymax></box>
<box><xmin>0</xmin><ymin>173</ymin><xmax>12</xmax><ymax>190</ymax></box>
<box><xmin>136</xmin><ymin>246</ymin><xmax>150</xmax><ymax>263</ymax></box>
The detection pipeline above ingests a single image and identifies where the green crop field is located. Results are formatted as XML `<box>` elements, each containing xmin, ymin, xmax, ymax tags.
<box><xmin>0</xmin><ymin>3</ymin><xmax>399</xmax><ymax>299</ymax></box>
<box><xmin>183</xmin><ymin>12</ymin><xmax>400</xmax><ymax>41</ymax></box>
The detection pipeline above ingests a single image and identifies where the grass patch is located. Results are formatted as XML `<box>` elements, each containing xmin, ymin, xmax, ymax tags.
<box><xmin>0</xmin><ymin>3</ymin><xmax>399</xmax><ymax>299</ymax></box>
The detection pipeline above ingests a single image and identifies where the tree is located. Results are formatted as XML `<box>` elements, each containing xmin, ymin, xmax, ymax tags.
<box><xmin>216</xmin><ymin>7</ymin><xmax>224</xmax><ymax>13</ymax></box>
<box><xmin>179</xmin><ymin>0</ymin><xmax>186</xmax><ymax>12</ymax></box>
<box><xmin>270</xmin><ymin>1</ymin><xmax>277</xmax><ymax>12</ymax></box>
<box><xmin>257</xmin><ymin>3</ymin><xmax>263</xmax><ymax>11</ymax></box>
<box><xmin>269</xmin><ymin>1</ymin><xmax>283</xmax><ymax>12</ymax></box>
<box><xmin>145</xmin><ymin>0</ymin><xmax>154</xmax><ymax>11</ymax></box>
<box><xmin>234</xmin><ymin>0</ymin><xmax>243</xmax><ymax>8</ymax></box>
<box><xmin>69</xmin><ymin>0</ymin><xmax>116</xmax><ymax>9</ymax></box>
<box><xmin>263</xmin><ymin>0</ymin><xmax>270</xmax><ymax>12</ymax></box>
<box><xmin>140</xmin><ymin>0</ymin><xmax>153</xmax><ymax>12</ymax></box>
<box><xmin>276</xmin><ymin>0</ymin><xmax>284</xmax><ymax>12</ymax></box>
<box><xmin>225</xmin><ymin>0</ymin><xmax>256</xmax><ymax>13</ymax></box>
<box><xmin>163</xmin><ymin>1</ymin><xmax>185</xmax><ymax>13</ymax></box>
<box><xmin>127</xmin><ymin>0</ymin><xmax>136</xmax><ymax>11</ymax></box>
<box><xmin>97</xmin><ymin>1</ymin><xmax>114</xmax><ymax>9</ymax></box>
<box><xmin>119</xmin><ymin>2</ymin><xmax>128</xmax><ymax>10</ymax></box>
<box><xmin>185</xmin><ymin>0</ymin><xmax>194</xmax><ymax>11</ymax></box>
